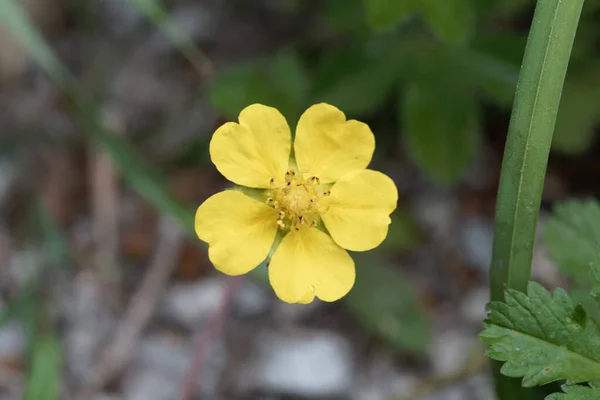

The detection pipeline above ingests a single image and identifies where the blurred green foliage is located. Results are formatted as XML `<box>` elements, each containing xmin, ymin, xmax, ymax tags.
<box><xmin>543</xmin><ymin>200</ymin><xmax>600</xmax><ymax>285</ymax></box>
<box><xmin>210</xmin><ymin>0</ymin><xmax>600</xmax><ymax>184</ymax></box>
<box><xmin>345</xmin><ymin>261</ymin><xmax>430</xmax><ymax>355</ymax></box>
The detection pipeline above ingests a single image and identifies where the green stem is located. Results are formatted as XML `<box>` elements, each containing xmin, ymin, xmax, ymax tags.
<box><xmin>490</xmin><ymin>0</ymin><xmax>584</xmax><ymax>398</ymax></box>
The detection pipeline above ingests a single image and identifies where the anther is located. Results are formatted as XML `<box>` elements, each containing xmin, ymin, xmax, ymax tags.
<box><xmin>277</xmin><ymin>220</ymin><xmax>286</xmax><ymax>229</ymax></box>
<box><xmin>266</xmin><ymin>197</ymin><xmax>274</xmax><ymax>205</ymax></box>
<box><xmin>309</xmin><ymin>176</ymin><xmax>320</xmax><ymax>185</ymax></box>
<box><xmin>279</xmin><ymin>211</ymin><xmax>285</xmax><ymax>219</ymax></box>
<box><xmin>285</xmin><ymin>170</ymin><xmax>295</xmax><ymax>183</ymax></box>
<box><xmin>269</xmin><ymin>178</ymin><xmax>275</xmax><ymax>187</ymax></box>
<box><xmin>310</xmin><ymin>220</ymin><xmax>317</xmax><ymax>228</ymax></box>
<box><xmin>298</xmin><ymin>216</ymin><xmax>304</xmax><ymax>224</ymax></box>
<box><xmin>323</xmin><ymin>189</ymin><xmax>331</xmax><ymax>196</ymax></box>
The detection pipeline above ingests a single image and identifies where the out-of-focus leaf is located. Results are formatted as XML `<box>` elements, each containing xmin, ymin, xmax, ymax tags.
<box><xmin>553</xmin><ymin>75</ymin><xmax>600</xmax><ymax>154</ymax></box>
<box><xmin>421</xmin><ymin>0</ymin><xmax>475</xmax><ymax>44</ymax></box>
<box><xmin>312</xmin><ymin>41</ymin><xmax>404</xmax><ymax>115</ymax></box>
<box><xmin>466</xmin><ymin>34</ymin><xmax>524</xmax><ymax>105</ymax></box>
<box><xmin>25</xmin><ymin>334</ymin><xmax>62</xmax><ymax>400</ymax></box>
<box><xmin>345</xmin><ymin>262</ymin><xmax>430</xmax><ymax>355</ymax></box>
<box><xmin>378</xmin><ymin>208</ymin><xmax>423</xmax><ymax>254</ymax></box>
<box><xmin>324</xmin><ymin>0</ymin><xmax>367</xmax><ymax>34</ymax></box>
<box><xmin>209</xmin><ymin>51</ymin><xmax>308</xmax><ymax>124</ymax></box>
<box><xmin>364</xmin><ymin>0</ymin><xmax>417</xmax><ymax>31</ymax></box>
<box><xmin>478</xmin><ymin>0</ymin><xmax>534</xmax><ymax>18</ymax></box>
<box><xmin>543</xmin><ymin>200</ymin><xmax>600</xmax><ymax>284</ymax></box>
<box><xmin>401</xmin><ymin>50</ymin><xmax>480</xmax><ymax>184</ymax></box>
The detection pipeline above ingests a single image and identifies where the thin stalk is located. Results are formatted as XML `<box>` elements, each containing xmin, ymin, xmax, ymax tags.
<box><xmin>490</xmin><ymin>0</ymin><xmax>584</xmax><ymax>398</ymax></box>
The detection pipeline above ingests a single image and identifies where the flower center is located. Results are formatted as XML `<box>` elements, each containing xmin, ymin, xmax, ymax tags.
<box><xmin>266</xmin><ymin>170</ymin><xmax>330</xmax><ymax>230</ymax></box>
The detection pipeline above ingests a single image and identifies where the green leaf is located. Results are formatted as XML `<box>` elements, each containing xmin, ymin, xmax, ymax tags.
<box><xmin>543</xmin><ymin>200</ymin><xmax>600</xmax><ymax>284</ymax></box>
<box><xmin>465</xmin><ymin>34</ymin><xmax>524</xmax><ymax>106</ymax></box>
<box><xmin>479</xmin><ymin>281</ymin><xmax>600</xmax><ymax>387</ymax></box>
<box><xmin>324</xmin><ymin>0</ymin><xmax>367</xmax><ymax>34</ymax></box>
<box><xmin>552</xmin><ymin>76</ymin><xmax>600</xmax><ymax>155</ymax></box>
<box><xmin>345</xmin><ymin>262</ymin><xmax>430</xmax><ymax>355</ymax></box>
<box><xmin>421</xmin><ymin>0</ymin><xmax>475</xmax><ymax>44</ymax></box>
<box><xmin>25</xmin><ymin>334</ymin><xmax>62</xmax><ymax>400</ymax></box>
<box><xmin>364</xmin><ymin>0</ymin><xmax>418</xmax><ymax>31</ymax></box>
<box><xmin>401</xmin><ymin>51</ymin><xmax>480</xmax><ymax>184</ymax></box>
<box><xmin>378</xmin><ymin>208</ymin><xmax>423</xmax><ymax>254</ymax></box>
<box><xmin>209</xmin><ymin>51</ymin><xmax>308</xmax><ymax>124</ymax></box>
<box><xmin>547</xmin><ymin>384</ymin><xmax>600</xmax><ymax>400</ymax></box>
<box><xmin>312</xmin><ymin>41</ymin><xmax>404</xmax><ymax>115</ymax></box>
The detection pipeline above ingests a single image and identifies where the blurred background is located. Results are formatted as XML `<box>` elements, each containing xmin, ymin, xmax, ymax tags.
<box><xmin>1</xmin><ymin>0</ymin><xmax>600</xmax><ymax>399</ymax></box>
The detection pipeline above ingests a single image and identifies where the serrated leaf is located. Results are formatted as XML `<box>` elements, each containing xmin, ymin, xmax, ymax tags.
<box><xmin>209</xmin><ymin>51</ymin><xmax>308</xmax><ymax>124</ymax></box>
<box><xmin>345</xmin><ymin>262</ymin><xmax>430</xmax><ymax>355</ymax></box>
<box><xmin>479</xmin><ymin>281</ymin><xmax>600</xmax><ymax>387</ymax></box>
<box><xmin>543</xmin><ymin>200</ymin><xmax>600</xmax><ymax>284</ymax></box>
<box><xmin>364</xmin><ymin>0</ymin><xmax>418</xmax><ymax>31</ymax></box>
<box><xmin>401</xmin><ymin>51</ymin><xmax>480</xmax><ymax>184</ymax></box>
<box><xmin>421</xmin><ymin>0</ymin><xmax>475</xmax><ymax>44</ymax></box>
<box><xmin>547</xmin><ymin>384</ymin><xmax>600</xmax><ymax>400</ymax></box>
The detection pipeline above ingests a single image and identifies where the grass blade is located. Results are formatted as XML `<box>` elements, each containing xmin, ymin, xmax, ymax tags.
<box><xmin>489</xmin><ymin>0</ymin><xmax>584</xmax><ymax>398</ymax></box>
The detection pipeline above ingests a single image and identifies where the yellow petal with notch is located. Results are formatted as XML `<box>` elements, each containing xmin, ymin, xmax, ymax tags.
<box><xmin>195</xmin><ymin>190</ymin><xmax>278</xmax><ymax>275</ymax></box>
<box><xmin>268</xmin><ymin>227</ymin><xmax>355</xmax><ymax>303</ymax></box>
<box><xmin>294</xmin><ymin>103</ymin><xmax>375</xmax><ymax>183</ymax></box>
<box><xmin>210</xmin><ymin>104</ymin><xmax>291</xmax><ymax>188</ymax></box>
<box><xmin>320</xmin><ymin>169</ymin><xmax>398</xmax><ymax>252</ymax></box>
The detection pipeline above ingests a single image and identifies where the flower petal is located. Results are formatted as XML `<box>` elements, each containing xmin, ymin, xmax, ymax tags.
<box><xmin>294</xmin><ymin>103</ymin><xmax>375</xmax><ymax>183</ymax></box>
<box><xmin>320</xmin><ymin>169</ymin><xmax>398</xmax><ymax>251</ymax></box>
<box><xmin>268</xmin><ymin>227</ymin><xmax>355</xmax><ymax>303</ymax></box>
<box><xmin>210</xmin><ymin>104</ymin><xmax>291</xmax><ymax>188</ymax></box>
<box><xmin>195</xmin><ymin>190</ymin><xmax>278</xmax><ymax>275</ymax></box>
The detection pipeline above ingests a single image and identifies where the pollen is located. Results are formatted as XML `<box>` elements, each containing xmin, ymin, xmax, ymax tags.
<box><xmin>266</xmin><ymin>170</ymin><xmax>328</xmax><ymax>230</ymax></box>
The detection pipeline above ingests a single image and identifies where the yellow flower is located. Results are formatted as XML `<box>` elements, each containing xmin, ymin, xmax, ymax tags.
<box><xmin>195</xmin><ymin>103</ymin><xmax>398</xmax><ymax>304</ymax></box>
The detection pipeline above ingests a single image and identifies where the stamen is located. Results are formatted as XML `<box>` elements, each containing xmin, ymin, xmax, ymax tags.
<box><xmin>268</xmin><ymin>172</ymin><xmax>322</xmax><ymax>232</ymax></box>
<box><xmin>285</xmin><ymin>170</ymin><xmax>295</xmax><ymax>182</ymax></box>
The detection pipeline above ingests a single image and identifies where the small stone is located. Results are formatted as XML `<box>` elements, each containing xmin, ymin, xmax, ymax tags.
<box><xmin>160</xmin><ymin>279</ymin><xmax>225</xmax><ymax>329</ymax></box>
<box><xmin>459</xmin><ymin>217</ymin><xmax>494</xmax><ymax>272</ymax></box>
<box><xmin>133</xmin><ymin>333</ymin><xmax>225</xmax><ymax>397</ymax></box>
<box><xmin>431</xmin><ymin>330</ymin><xmax>480</xmax><ymax>376</ymax></box>
<box><xmin>252</xmin><ymin>330</ymin><xmax>354</xmax><ymax>397</ymax></box>
<box><xmin>411</xmin><ymin>189</ymin><xmax>458</xmax><ymax>238</ymax></box>
<box><xmin>272</xmin><ymin>300</ymin><xmax>321</xmax><ymax>323</ymax></box>
<box><xmin>236</xmin><ymin>280</ymin><xmax>271</xmax><ymax>317</ymax></box>
<box><xmin>0</xmin><ymin>322</ymin><xmax>24</xmax><ymax>360</ymax></box>
<box><xmin>351</xmin><ymin>350</ymin><xmax>418</xmax><ymax>400</ymax></box>
<box><xmin>124</xmin><ymin>368</ymin><xmax>177</xmax><ymax>400</ymax></box>
<box><xmin>161</xmin><ymin>278</ymin><xmax>271</xmax><ymax>329</ymax></box>
<box><xmin>460</xmin><ymin>287</ymin><xmax>490</xmax><ymax>325</ymax></box>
